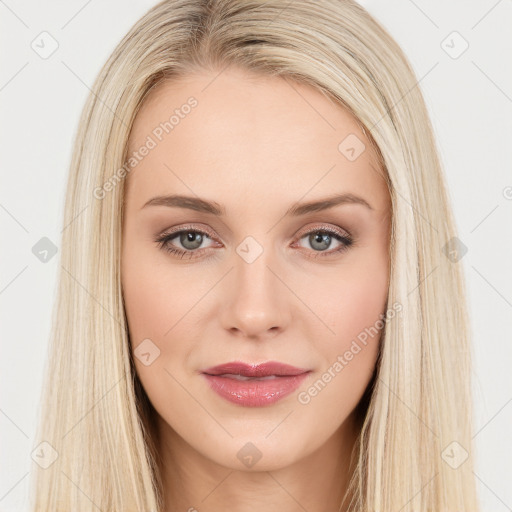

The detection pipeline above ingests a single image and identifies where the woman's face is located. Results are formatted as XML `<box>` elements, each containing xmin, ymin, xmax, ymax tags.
<box><xmin>121</xmin><ymin>67</ymin><xmax>391</xmax><ymax>472</ymax></box>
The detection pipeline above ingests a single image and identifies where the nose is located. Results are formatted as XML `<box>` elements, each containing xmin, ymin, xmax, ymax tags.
<box><xmin>219</xmin><ymin>251</ymin><xmax>291</xmax><ymax>340</ymax></box>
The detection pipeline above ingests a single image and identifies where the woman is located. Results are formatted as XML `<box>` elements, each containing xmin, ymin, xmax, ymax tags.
<box><xmin>30</xmin><ymin>0</ymin><xmax>479</xmax><ymax>510</ymax></box>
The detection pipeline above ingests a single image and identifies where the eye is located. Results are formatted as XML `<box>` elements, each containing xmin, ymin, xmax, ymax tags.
<box><xmin>154</xmin><ymin>225</ymin><xmax>218</xmax><ymax>259</ymax></box>
<box><xmin>293</xmin><ymin>224</ymin><xmax>354</xmax><ymax>259</ymax></box>
<box><xmin>154</xmin><ymin>223</ymin><xmax>354</xmax><ymax>260</ymax></box>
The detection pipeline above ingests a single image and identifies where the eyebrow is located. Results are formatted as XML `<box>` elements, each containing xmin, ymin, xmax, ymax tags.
<box><xmin>141</xmin><ymin>192</ymin><xmax>374</xmax><ymax>215</ymax></box>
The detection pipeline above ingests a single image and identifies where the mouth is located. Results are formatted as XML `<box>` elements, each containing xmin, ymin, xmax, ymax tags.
<box><xmin>200</xmin><ymin>361</ymin><xmax>311</xmax><ymax>407</ymax></box>
<box><xmin>201</xmin><ymin>361</ymin><xmax>310</xmax><ymax>378</ymax></box>
<box><xmin>208</xmin><ymin>373</ymin><xmax>284</xmax><ymax>381</ymax></box>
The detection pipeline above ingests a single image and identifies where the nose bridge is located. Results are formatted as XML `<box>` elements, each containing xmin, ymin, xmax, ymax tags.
<box><xmin>220</xmin><ymin>237</ymin><xmax>289</xmax><ymax>337</ymax></box>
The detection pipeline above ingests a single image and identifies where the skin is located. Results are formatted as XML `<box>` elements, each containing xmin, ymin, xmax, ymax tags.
<box><xmin>121</xmin><ymin>66</ymin><xmax>391</xmax><ymax>512</ymax></box>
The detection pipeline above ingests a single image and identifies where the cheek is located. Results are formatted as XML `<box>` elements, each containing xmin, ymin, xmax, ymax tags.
<box><xmin>336</xmin><ymin>262</ymin><xmax>388</xmax><ymax>342</ymax></box>
<box><xmin>294</xmin><ymin>263</ymin><xmax>387</xmax><ymax>434</ymax></box>
<box><xmin>121</xmin><ymin>242</ymin><xmax>198</xmax><ymax>409</ymax></box>
<box><xmin>310</xmin><ymin>243</ymin><xmax>389</xmax><ymax>337</ymax></box>
<box><xmin>122</xmin><ymin>262</ymin><xmax>170</xmax><ymax>344</ymax></box>
<box><xmin>121</xmin><ymin>234</ymin><xmax>194</xmax><ymax>343</ymax></box>
<box><xmin>309</xmin><ymin>249</ymin><xmax>389</xmax><ymax>380</ymax></box>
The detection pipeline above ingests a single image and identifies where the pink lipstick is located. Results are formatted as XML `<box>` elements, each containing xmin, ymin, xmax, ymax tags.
<box><xmin>201</xmin><ymin>361</ymin><xmax>311</xmax><ymax>407</ymax></box>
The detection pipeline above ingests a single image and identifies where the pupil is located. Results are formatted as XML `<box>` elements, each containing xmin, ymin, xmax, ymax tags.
<box><xmin>311</xmin><ymin>232</ymin><xmax>330</xmax><ymax>251</ymax></box>
<box><xmin>181</xmin><ymin>231</ymin><xmax>202</xmax><ymax>250</ymax></box>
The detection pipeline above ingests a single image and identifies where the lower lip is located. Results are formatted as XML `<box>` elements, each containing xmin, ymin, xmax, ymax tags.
<box><xmin>202</xmin><ymin>373</ymin><xmax>310</xmax><ymax>407</ymax></box>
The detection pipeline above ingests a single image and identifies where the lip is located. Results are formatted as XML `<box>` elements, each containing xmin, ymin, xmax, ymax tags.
<box><xmin>201</xmin><ymin>361</ymin><xmax>311</xmax><ymax>407</ymax></box>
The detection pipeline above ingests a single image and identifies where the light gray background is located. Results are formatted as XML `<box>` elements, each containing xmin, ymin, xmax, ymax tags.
<box><xmin>1</xmin><ymin>1</ymin><xmax>511</xmax><ymax>510</ymax></box>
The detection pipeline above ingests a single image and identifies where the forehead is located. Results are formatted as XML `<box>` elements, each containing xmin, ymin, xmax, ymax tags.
<box><xmin>125</xmin><ymin>67</ymin><xmax>388</xmax><ymax>213</ymax></box>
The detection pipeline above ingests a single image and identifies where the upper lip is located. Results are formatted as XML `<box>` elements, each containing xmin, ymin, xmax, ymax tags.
<box><xmin>201</xmin><ymin>361</ymin><xmax>310</xmax><ymax>377</ymax></box>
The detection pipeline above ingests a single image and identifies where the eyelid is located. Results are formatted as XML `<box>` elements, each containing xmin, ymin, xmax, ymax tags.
<box><xmin>158</xmin><ymin>222</ymin><xmax>350</xmax><ymax>244</ymax></box>
<box><xmin>155</xmin><ymin>221</ymin><xmax>354</xmax><ymax>259</ymax></box>
<box><xmin>293</xmin><ymin>222</ymin><xmax>350</xmax><ymax>240</ymax></box>
<box><xmin>159</xmin><ymin>223</ymin><xmax>218</xmax><ymax>241</ymax></box>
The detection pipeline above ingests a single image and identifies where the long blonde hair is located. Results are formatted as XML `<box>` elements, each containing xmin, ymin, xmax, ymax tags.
<box><xmin>29</xmin><ymin>0</ymin><xmax>479</xmax><ymax>510</ymax></box>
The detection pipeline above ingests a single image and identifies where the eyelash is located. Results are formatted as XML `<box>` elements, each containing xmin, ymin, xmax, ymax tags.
<box><xmin>154</xmin><ymin>224</ymin><xmax>354</xmax><ymax>261</ymax></box>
